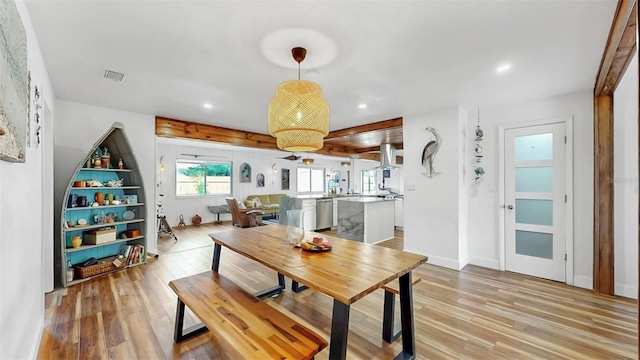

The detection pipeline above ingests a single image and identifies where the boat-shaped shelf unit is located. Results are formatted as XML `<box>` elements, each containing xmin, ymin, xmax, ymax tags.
<box><xmin>60</xmin><ymin>122</ymin><xmax>147</xmax><ymax>287</ymax></box>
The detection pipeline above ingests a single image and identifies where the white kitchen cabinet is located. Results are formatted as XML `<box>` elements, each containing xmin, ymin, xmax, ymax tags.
<box><xmin>394</xmin><ymin>198</ymin><xmax>403</xmax><ymax>228</ymax></box>
<box><xmin>301</xmin><ymin>199</ymin><xmax>316</xmax><ymax>231</ymax></box>
<box><xmin>332</xmin><ymin>199</ymin><xmax>338</xmax><ymax>227</ymax></box>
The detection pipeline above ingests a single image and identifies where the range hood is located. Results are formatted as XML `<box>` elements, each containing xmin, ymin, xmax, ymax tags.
<box><xmin>375</xmin><ymin>143</ymin><xmax>398</xmax><ymax>169</ymax></box>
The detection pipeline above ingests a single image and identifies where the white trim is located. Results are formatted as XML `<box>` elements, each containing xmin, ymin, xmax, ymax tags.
<box><xmin>468</xmin><ymin>256</ymin><xmax>500</xmax><ymax>270</ymax></box>
<box><xmin>564</xmin><ymin>117</ymin><xmax>574</xmax><ymax>286</ymax></box>
<box><xmin>615</xmin><ymin>282</ymin><xmax>639</xmax><ymax>300</ymax></box>
<box><xmin>498</xmin><ymin>128</ymin><xmax>505</xmax><ymax>271</ymax></box>
<box><xmin>424</xmin><ymin>254</ymin><xmax>464</xmax><ymax>270</ymax></box>
<box><xmin>573</xmin><ymin>275</ymin><xmax>593</xmax><ymax>290</ymax></box>
<box><xmin>29</xmin><ymin>318</ymin><xmax>45</xmax><ymax>360</ymax></box>
<box><xmin>498</xmin><ymin>116</ymin><xmax>574</xmax><ymax>284</ymax></box>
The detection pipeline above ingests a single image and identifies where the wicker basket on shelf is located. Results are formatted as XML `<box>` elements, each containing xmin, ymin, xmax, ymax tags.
<box><xmin>74</xmin><ymin>256</ymin><xmax>123</xmax><ymax>279</ymax></box>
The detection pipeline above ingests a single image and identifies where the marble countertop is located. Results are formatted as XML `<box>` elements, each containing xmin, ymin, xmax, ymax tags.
<box><xmin>289</xmin><ymin>194</ymin><xmax>334</xmax><ymax>199</ymax></box>
<box><xmin>289</xmin><ymin>194</ymin><xmax>402</xmax><ymax>201</ymax></box>
<box><xmin>337</xmin><ymin>197</ymin><xmax>389</xmax><ymax>203</ymax></box>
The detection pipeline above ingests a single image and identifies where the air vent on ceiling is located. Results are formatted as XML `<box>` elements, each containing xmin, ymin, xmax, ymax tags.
<box><xmin>103</xmin><ymin>69</ymin><xmax>124</xmax><ymax>82</ymax></box>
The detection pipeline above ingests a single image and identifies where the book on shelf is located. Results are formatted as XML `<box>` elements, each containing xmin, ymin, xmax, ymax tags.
<box><xmin>117</xmin><ymin>244</ymin><xmax>145</xmax><ymax>265</ymax></box>
<box><xmin>126</xmin><ymin>244</ymin><xmax>145</xmax><ymax>265</ymax></box>
<box><xmin>118</xmin><ymin>244</ymin><xmax>132</xmax><ymax>259</ymax></box>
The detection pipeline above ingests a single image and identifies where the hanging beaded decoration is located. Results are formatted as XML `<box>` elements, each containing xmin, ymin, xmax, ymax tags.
<box><xmin>474</xmin><ymin>108</ymin><xmax>484</xmax><ymax>183</ymax></box>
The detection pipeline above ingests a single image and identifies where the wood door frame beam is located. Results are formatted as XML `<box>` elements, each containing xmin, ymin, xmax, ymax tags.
<box><xmin>595</xmin><ymin>0</ymin><xmax>637</xmax><ymax>96</ymax></box>
<box><xmin>592</xmin><ymin>0</ymin><xmax>637</xmax><ymax>296</ymax></box>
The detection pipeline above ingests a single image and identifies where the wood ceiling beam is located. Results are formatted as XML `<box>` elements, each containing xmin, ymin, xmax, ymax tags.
<box><xmin>156</xmin><ymin>116</ymin><xmax>280</xmax><ymax>150</ymax></box>
<box><xmin>324</xmin><ymin>117</ymin><xmax>403</xmax><ymax>140</ymax></box>
<box><xmin>156</xmin><ymin>116</ymin><xmax>404</xmax><ymax>163</ymax></box>
<box><xmin>592</xmin><ymin>0</ymin><xmax>637</xmax><ymax>296</ymax></box>
<box><xmin>595</xmin><ymin>0</ymin><xmax>637</xmax><ymax>96</ymax></box>
<box><xmin>352</xmin><ymin>144</ymin><xmax>404</xmax><ymax>154</ymax></box>
<box><xmin>353</xmin><ymin>146</ymin><xmax>382</xmax><ymax>154</ymax></box>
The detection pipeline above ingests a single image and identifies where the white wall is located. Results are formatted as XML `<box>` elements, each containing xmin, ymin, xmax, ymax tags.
<box><xmin>466</xmin><ymin>90</ymin><xmax>595</xmax><ymax>288</ymax></box>
<box><xmin>0</xmin><ymin>1</ymin><xmax>54</xmax><ymax>358</ymax></box>
<box><xmin>403</xmin><ymin>106</ymin><xmax>468</xmax><ymax>269</ymax></box>
<box><xmin>613</xmin><ymin>52</ymin><xmax>638</xmax><ymax>299</ymax></box>
<box><xmin>157</xmin><ymin>138</ymin><xmax>358</xmax><ymax>226</ymax></box>
<box><xmin>402</xmin><ymin>91</ymin><xmax>604</xmax><ymax>290</ymax></box>
<box><xmin>53</xmin><ymin>101</ymin><xmax>157</xmax><ymax>265</ymax></box>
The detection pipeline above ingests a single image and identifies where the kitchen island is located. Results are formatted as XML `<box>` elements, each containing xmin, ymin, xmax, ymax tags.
<box><xmin>337</xmin><ymin>197</ymin><xmax>395</xmax><ymax>244</ymax></box>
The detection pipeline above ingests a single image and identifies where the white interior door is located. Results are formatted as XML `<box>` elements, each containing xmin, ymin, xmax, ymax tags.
<box><xmin>505</xmin><ymin>123</ymin><xmax>566</xmax><ymax>282</ymax></box>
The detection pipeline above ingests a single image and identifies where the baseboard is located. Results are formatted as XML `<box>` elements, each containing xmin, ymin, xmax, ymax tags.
<box><xmin>468</xmin><ymin>256</ymin><xmax>500</xmax><ymax>270</ymax></box>
<box><xmin>573</xmin><ymin>275</ymin><xmax>592</xmax><ymax>290</ymax></box>
<box><xmin>572</xmin><ymin>275</ymin><xmax>637</xmax><ymax>299</ymax></box>
<box><xmin>615</xmin><ymin>282</ymin><xmax>638</xmax><ymax>300</ymax></box>
<box><xmin>458</xmin><ymin>255</ymin><xmax>469</xmax><ymax>270</ymax></box>
<box><xmin>423</xmin><ymin>254</ymin><xmax>462</xmax><ymax>270</ymax></box>
<box><xmin>29</xmin><ymin>317</ymin><xmax>44</xmax><ymax>360</ymax></box>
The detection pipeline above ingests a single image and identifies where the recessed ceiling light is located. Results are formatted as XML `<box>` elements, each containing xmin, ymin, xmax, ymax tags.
<box><xmin>358</xmin><ymin>104</ymin><xmax>367</xmax><ymax>109</ymax></box>
<box><xmin>496</xmin><ymin>64</ymin><xmax>511</xmax><ymax>73</ymax></box>
<box><xmin>203</xmin><ymin>103</ymin><xmax>213</xmax><ymax>109</ymax></box>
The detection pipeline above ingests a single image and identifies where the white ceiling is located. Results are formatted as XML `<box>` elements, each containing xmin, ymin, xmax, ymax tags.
<box><xmin>25</xmin><ymin>1</ymin><xmax>616</xmax><ymax>135</ymax></box>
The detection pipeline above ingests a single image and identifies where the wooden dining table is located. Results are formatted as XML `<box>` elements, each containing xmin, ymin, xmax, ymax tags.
<box><xmin>209</xmin><ymin>224</ymin><xmax>428</xmax><ymax>360</ymax></box>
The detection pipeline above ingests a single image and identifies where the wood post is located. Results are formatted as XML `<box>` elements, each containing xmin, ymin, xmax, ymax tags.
<box><xmin>593</xmin><ymin>95</ymin><xmax>615</xmax><ymax>296</ymax></box>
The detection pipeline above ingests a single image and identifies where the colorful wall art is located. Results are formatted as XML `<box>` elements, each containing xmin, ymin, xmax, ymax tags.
<box><xmin>0</xmin><ymin>0</ymin><xmax>28</xmax><ymax>162</ymax></box>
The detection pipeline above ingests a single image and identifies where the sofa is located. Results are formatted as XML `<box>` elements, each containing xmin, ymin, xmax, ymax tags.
<box><xmin>245</xmin><ymin>194</ymin><xmax>285</xmax><ymax>218</ymax></box>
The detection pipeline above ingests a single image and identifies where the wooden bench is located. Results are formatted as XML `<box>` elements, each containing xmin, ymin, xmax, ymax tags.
<box><xmin>169</xmin><ymin>271</ymin><xmax>328</xmax><ymax>359</ymax></box>
<box><xmin>381</xmin><ymin>276</ymin><xmax>422</xmax><ymax>343</ymax></box>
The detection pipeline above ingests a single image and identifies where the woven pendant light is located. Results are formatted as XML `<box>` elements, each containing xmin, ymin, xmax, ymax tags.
<box><xmin>268</xmin><ymin>47</ymin><xmax>329</xmax><ymax>152</ymax></box>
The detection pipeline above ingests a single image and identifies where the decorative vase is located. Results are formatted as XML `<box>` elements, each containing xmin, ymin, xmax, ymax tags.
<box><xmin>286</xmin><ymin>209</ymin><xmax>305</xmax><ymax>245</ymax></box>
<box><xmin>101</xmin><ymin>156</ymin><xmax>110</xmax><ymax>169</ymax></box>
<box><xmin>95</xmin><ymin>192</ymin><xmax>104</xmax><ymax>206</ymax></box>
<box><xmin>71</xmin><ymin>235</ymin><xmax>82</xmax><ymax>248</ymax></box>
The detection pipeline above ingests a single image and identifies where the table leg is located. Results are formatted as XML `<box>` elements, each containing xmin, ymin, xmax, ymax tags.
<box><xmin>382</xmin><ymin>289</ymin><xmax>401</xmax><ymax>342</ymax></box>
<box><xmin>254</xmin><ymin>272</ymin><xmax>286</xmax><ymax>299</ymax></box>
<box><xmin>173</xmin><ymin>297</ymin><xmax>208</xmax><ymax>342</ymax></box>
<box><xmin>212</xmin><ymin>243</ymin><xmax>222</xmax><ymax>272</ymax></box>
<box><xmin>329</xmin><ymin>299</ymin><xmax>350</xmax><ymax>360</ymax></box>
<box><xmin>291</xmin><ymin>280</ymin><xmax>308</xmax><ymax>292</ymax></box>
<box><xmin>396</xmin><ymin>272</ymin><xmax>416</xmax><ymax>360</ymax></box>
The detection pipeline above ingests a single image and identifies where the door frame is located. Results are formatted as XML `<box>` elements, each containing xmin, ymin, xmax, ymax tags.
<box><xmin>498</xmin><ymin>116</ymin><xmax>574</xmax><ymax>285</ymax></box>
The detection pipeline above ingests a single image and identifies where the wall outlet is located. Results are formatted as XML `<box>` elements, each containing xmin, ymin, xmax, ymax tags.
<box><xmin>406</xmin><ymin>183</ymin><xmax>416</xmax><ymax>191</ymax></box>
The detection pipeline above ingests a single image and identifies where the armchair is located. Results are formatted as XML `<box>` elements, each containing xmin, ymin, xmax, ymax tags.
<box><xmin>225</xmin><ymin>197</ymin><xmax>263</xmax><ymax>227</ymax></box>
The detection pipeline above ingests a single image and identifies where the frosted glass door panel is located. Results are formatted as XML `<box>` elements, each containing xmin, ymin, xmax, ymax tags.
<box><xmin>515</xmin><ymin>133</ymin><xmax>553</xmax><ymax>161</ymax></box>
<box><xmin>515</xmin><ymin>167</ymin><xmax>553</xmax><ymax>192</ymax></box>
<box><xmin>515</xmin><ymin>199</ymin><xmax>553</xmax><ymax>226</ymax></box>
<box><xmin>515</xmin><ymin>230</ymin><xmax>553</xmax><ymax>259</ymax></box>
<box><xmin>505</xmin><ymin>122</ymin><xmax>566</xmax><ymax>282</ymax></box>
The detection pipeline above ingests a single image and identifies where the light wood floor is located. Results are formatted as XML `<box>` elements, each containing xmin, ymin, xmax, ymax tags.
<box><xmin>38</xmin><ymin>222</ymin><xmax>638</xmax><ymax>359</ymax></box>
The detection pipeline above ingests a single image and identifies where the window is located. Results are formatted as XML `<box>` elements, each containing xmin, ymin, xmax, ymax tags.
<box><xmin>361</xmin><ymin>170</ymin><xmax>376</xmax><ymax>194</ymax></box>
<box><xmin>297</xmin><ymin>167</ymin><xmax>325</xmax><ymax>194</ymax></box>
<box><xmin>176</xmin><ymin>161</ymin><xmax>232</xmax><ymax>196</ymax></box>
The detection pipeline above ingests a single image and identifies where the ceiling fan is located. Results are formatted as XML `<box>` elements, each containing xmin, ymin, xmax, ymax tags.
<box><xmin>280</xmin><ymin>153</ymin><xmax>301</xmax><ymax>161</ymax></box>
